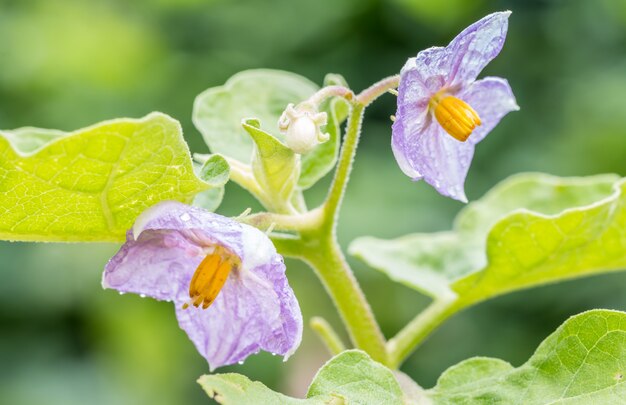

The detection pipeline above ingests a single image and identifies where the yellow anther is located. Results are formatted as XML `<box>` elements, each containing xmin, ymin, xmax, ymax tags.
<box><xmin>431</xmin><ymin>95</ymin><xmax>481</xmax><ymax>142</ymax></box>
<box><xmin>184</xmin><ymin>246</ymin><xmax>240</xmax><ymax>310</ymax></box>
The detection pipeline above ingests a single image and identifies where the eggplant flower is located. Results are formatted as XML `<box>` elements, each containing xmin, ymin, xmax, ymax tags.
<box><xmin>102</xmin><ymin>201</ymin><xmax>303</xmax><ymax>370</ymax></box>
<box><xmin>392</xmin><ymin>11</ymin><xmax>519</xmax><ymax>202</ymax></box>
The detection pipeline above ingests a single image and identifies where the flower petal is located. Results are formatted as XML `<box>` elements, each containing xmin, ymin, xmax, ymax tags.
<box><xmin>447</xmin><ymin>11</ymin><xmax>511</xmax><ymax>86</ymax></box>
<box><xmin>102</xmin><ymin>229</ymin><xmax>203</xmax><ymax>301</ymax></box>
<box><xmin>460</xmin><ymin>77</ymin><xmax>519</xmax><ymax>145</ymax></box>
<box><xmin>392</xmin><ymin>119</ymin><xmax>474</xmax><ymax>203</ymax></box>
<box><xmin>175</xmin><ymin>225</ymin><xmax>302</xmax><ymax>370</ymax></box>
<box><xmin>401</xmin><ymin>47</ymin><xmax>450</xmax><ymax>102</ymax></box>
<box><xmin>103</xmin><ymin>202</ymin><xmax>246</xmax><ymax>302</ymax></box>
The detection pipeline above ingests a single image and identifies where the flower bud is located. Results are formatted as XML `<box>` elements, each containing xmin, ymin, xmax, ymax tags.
<box><xmin>278</xmin><ymin>103</ymin><xmax>329</xmax><ymax>154</ymax></box>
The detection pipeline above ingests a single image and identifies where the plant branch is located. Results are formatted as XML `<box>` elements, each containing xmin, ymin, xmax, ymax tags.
<box><xmin>356</xmin><ymin>75</ymin><xmax>400</xmax><ymax>107</ymax></box>
<box><xmin>310</xmin><ymin>316</ymin><xmax>347</xmax><ymax>356</ymax></box>
<box><xmin>300</xmin><ymin>238</ymin><xmax>388</xmax><ymax>364</ymax></box>
<box><xmin>239</xmin><ymin>207</ymin><xmax>323</xmax><ymax>232</ymax></box>
<box><xmin>386</xmin><ymin>298</ymin><xmax>461</xmax><ymax>369</ymax></box>
<box><xmin>323</xmin><ymin>103</ymin><xmax>364</xmax><ymax>223</ymax></box>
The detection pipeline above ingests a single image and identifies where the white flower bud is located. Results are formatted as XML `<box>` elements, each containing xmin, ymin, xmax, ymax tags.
<box><xmin>286</xmin><ymin>115</ymin><xmax>318</xmax><ymax>154</ymax></box>
<box><xmin>278</xmin><ymin>103</ymin><xmax>329</xmax><ymax>155</ymax></box>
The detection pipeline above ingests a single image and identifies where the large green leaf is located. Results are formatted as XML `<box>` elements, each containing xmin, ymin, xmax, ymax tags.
<box><xmin>0</xmin><ymin>112</ymin><xmax>208</xmax><ymax>242</ymax></box>
<box><xmin>350</xmin><ymin>173</ymin><xmax>626</xmax><ymax>307</ymax></box>
<box><xmin>192</xmin><ymin>69</ymin><xmax>318</xmax><ymax>163</ymax></box>
<box><xmin>198</xmin><ymin>350</ymin><xmax>404</xmax><ymax>404</ymax></box>
<box><xmin>193</xmin><ymin>69</ymin><xmax>347</xmax><ymax>192</ymax></box>
<box><xmin>427</xmin><ymin>309</ymin><xmax>626</xmax><ymax>404</ymax></box>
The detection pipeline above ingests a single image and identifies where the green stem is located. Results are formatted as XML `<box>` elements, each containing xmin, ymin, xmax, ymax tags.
<box><xmin>300</xmin><ymin>237</ymin><xmax>387</xmax><ymax>364</ymax></box>
<box><xmin>323</xmin><ymin>103</ymin><xmax>365</xmax><ymax>223</ymax></box>
<box><xmin>386</xmin><ymin>298</ymin><xmax>461</xmax><ymax>369</ymax></box>
<box><xmin>240</xmin><ymin>207</ymin><xmax>323</xmax><ymax>232</ymax></box>
<box><xmin>310</xmin><ymin>316</ymin><xmax>347</xmax><ymax>356</ymax></box>
<box><xmin>356</xmin><ymin>75</ymin><xmax>400</xmax><ymax>106</ymax></box>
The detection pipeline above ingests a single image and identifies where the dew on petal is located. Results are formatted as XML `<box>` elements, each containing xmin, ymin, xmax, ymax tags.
<box><xmin>179</xmin><ymin>213</ymin><xmax>191</xmax><ymax>222</ymax></box>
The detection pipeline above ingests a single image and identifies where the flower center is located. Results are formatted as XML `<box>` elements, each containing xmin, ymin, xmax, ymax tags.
<box><xmin>429</xmin><ymin>94</ymin><xmax>481</xmax><ymax>142</ymax></box>
<box><xmin>183</xmin><ymin>246</ymin><xmax>240</xmax><ymax>310</ymax></box>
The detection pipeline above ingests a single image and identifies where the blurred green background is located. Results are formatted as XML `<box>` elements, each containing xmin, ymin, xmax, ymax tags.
<box><xmin>1</xmin><ymin>0</ymin><xmax>626</xmax><ymax>403</ymax></box>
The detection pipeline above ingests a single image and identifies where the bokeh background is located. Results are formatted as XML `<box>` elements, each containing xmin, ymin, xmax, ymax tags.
<box><xmin>1</xmin><ymin>0</ymin><xmax>626</xmax><ymax>403</ymax></box>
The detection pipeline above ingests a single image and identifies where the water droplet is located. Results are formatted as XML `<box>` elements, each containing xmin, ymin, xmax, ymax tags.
<box><xmin>139</xmin><ymin>293</ymin><xmax>146</xmax><ymax>298</ymax></box>
<box><xmin>271</xmin><ymin>352</ymin><xmax>277</xmax><ymax>356</ymax></box>
<box><xmin>237</xmin><ymin>361</ymin><xmax>244</xmax><ymax>365</ymax></box>
<box><xmin>180</xmin><ymin>213</ymin><xmax>191</xmax><ymax>222</ymax></box>
<box><xmin>119</xmin><ymin>292</ymin><xmax>125</xmax><ymax>295</ymax></box>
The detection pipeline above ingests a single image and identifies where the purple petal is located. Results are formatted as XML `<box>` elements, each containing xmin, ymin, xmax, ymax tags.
<box><xmin>103</xmin><ymin>202</ymin><xmax>245</xmax><ymax>302</ymax></box>
<box><xmin>400</xmin><ymin>47</ymin><xmax>450</xmax><ymax>104</ymax></box>
<box><xmin>460</xmin><ymin>77</ymin><xmax>519</xmax><ymax>144</ymax></box>
<box><xmin>175</xmin><ymin>225</ymin><xmax>302</xmax><ymax>370</ymax></box>
<box><xmin>103</xmin><ymin>201</ymin><xmax>303</xmax><ymax>370</ymax></box>
<box><xmin>392</xmin><ymin>119</ymin><xmax>474</xmax><ymax>202</ymax></box>
<box><xmin>447</xmin><ymin>11</ymin><xmax>511</xmax><ymax>86</ymax></box>
<box><xmin>102</xmin><ymin>229</ymin><xmax>203</xmax><ymax>301</ymax></box>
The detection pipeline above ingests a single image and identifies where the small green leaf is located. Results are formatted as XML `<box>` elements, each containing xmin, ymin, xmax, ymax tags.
<box><xmin>427</xmin><ymin>309</ymin><xmax>626</xmax><ymax>404</ymax></box>
<box><xmin>298</xmin><ymin>73</ymin><xmax>349</xmax><ymax>190</ymax></box>
<box><xmin>198</xmin><ymin>350</ymin><xmax>406</xmax><ymax>404</ymax></box>
<box><xmin>350</xmin><ymin>173</ymin><xmax>626</xmax><ymax>307</ymax></box>
<box><xmin>193</xmin><ymin>69</ymin><xmax>318</xmax><ymax>164</ymax></box>
<box><xmin>193</xmin><ymin>186</ymin><xmax>224</xmax><ymax>213</ymax></box>
<box><xmin>307</xmin><ymin>350</ymin><xmax>405</xmax><ymax>404</ymax></box>
<box><xmin>198</xmin><ymin>373</ymin><xmax>315</xmax><ymax>405</ymax></box>
<box><xmin>198</xmin><ymin>154</ymin><xmax>230</xmax><ymax>187</ymax></box>
<box><xmin>0</xmin><ymin>112</ymin><xmax>208</xmax><ymax>242</ymax></box>
<box><xmin>243</xmin><ymin>119</ymin><xmax>300</xmax><ymax>213</ymax></box>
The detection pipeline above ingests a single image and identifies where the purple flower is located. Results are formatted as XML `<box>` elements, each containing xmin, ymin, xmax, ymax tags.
<box><xmin>392</xmin><ymin>11</ymin><xmax>519</xmax><ymax>202</ymax></box>
<box><xmin>102</xmin><ymin>201</ymin><xmax>303</xmax><ymax>370</ymax></box>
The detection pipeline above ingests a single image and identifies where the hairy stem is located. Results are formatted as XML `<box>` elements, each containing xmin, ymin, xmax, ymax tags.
<box><xmin>386</xmin><ymin>298</ymin><xmax>461</xmax><ymax>369</ymax></box>
<box><xmin>300</xmin><ymin>238</ymin><xmax>387</xmax><ymax>364</ymax></box>
<box><xmin>357</xmin><ymin>75</ymin><xmax>400</xmax><ymax>106</ymax></box>
<box><xmin>240</xmin><ymin>207</ymin><xmax>323</xmax><ymax>232</ymax></box>
<box><xmin>310</xmin><ymin>316</ymin><xmax>347</xmax><ymax>356</ymax></box>
<box><xmin>308</xmin><ymin>85</ymin><xmax>354</xmax><ymax>106</ymax></box>
<box><xmin>323</xmin><ymin>103</ymin><xmax>364</xmax><ymax>223</ymax></box>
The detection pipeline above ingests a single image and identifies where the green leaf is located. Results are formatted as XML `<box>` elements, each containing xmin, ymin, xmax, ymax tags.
<box><xmin>198</xmin><ymin>350</ymin><xmax>405</xmax><ymax>404</ymax></box>
<box><xmin>197</xmin><ymin>154</ymin><xmax>230</xmax><ymax>187</ymax></box>
<box><xmin>0</xmin><ymin>112</ymin><xmax>208</xmax><ymax>242</ymax></box>
<box><xmin>243</xmin><ymin>119</ymin><xmax>300</xmax><ymax>213</ymax></box>
<box><xmin>427</xmin><ymin>309</ymin><xmax>626</xmax><ymax>404</ymax></box>
<box><xmin>192</xmin><ymin>69</ymin><xmax>318</xmax><ymax>164</ymax></box>
<box><xmin>0</xmin><ymin>127</ymin><xmax>67</xmax><ymax>154</ymax></box>
<box><xmin>198</xmin><ymin>373</ymin><xmax>315</xmax><ymax>405</ymax></box>
<box><xmin>307</xmin><ymin>350</ymin><xmax>405</xmax><ymax>404</ymax></box>
<box><xmin>349</xmin><ymin>173</ymin><xmax>626</xmax><ymax>307</ymax></box>
<box><xmin>298</xmin><ymin>73</ymin><xmax>349</xmax><ymax>190</ymax></box>
<box><xmin>193</xmin><ymin>69</ymin><xmax>346</xmax><ymax>191</ymax></box>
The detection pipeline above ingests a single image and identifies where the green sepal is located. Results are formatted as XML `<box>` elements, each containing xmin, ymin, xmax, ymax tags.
<box><xmin>243</xmin><ymin>118</ymin><xmax>300</xmax><ymax>213</ymax></box>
